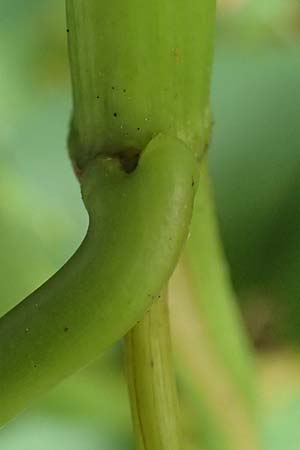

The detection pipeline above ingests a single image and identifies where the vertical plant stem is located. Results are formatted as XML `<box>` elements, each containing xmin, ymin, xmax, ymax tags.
<box><xmin>66</xmin><ymin>1</ymin><xmax>216</xmax><ymax>448</ymax></box>
<box><xmin>65</xmin><ymin>0</ymin><xmax>215</xmax><ymax>168</ymax></box>
<box><xmin>125</xmin><ymin>292</ymin><xmax>182</xmax><ymax>450</ymax></box>
<box><xmin>170</xmin><ymin>159</ymin><xmax>259</xmax><ymax>450</ymax></box>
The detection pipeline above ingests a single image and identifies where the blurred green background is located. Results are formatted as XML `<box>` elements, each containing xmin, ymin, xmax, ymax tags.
<box><xmin>1</xmin><ymin>1</ymin><xmax>300</xmax><ymax>449</ymax></box>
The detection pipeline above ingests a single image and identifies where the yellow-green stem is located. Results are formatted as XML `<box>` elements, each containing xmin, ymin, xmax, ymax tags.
<box><xmin>125</xmin><ymin>292</ymin><xmax>182</xmax><ymax>450</ymax></box>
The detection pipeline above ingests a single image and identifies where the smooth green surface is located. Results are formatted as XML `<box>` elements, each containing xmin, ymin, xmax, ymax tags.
<box><xmin>66</xmin><ymin>0</ymin><xmax>215</xmax><ymax>170</ymax></box>
<box><xmin>0</xmin><ymin>133</ymin><xmax>197</xmax><ymax>427</ymax></box>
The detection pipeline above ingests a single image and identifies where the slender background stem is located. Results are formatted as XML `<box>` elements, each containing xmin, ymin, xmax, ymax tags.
<box><xmin>170</xmin><ymin>159</ymin><xmax>259</xmax><ymax>450</ymax></box>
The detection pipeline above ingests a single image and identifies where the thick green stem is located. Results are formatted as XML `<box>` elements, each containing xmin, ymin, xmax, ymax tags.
<box><xmin>125</xmin><ymin>292</ymin><xmax>182</xmax><ymax>450</ymax></box>
<box><xmin>170</xmin><ymin>159</ymin><xmax>259</xmax><ymax>450</ymax></box>
<box><xmin>65</xmin><ymin>1</ymin><xmax>216</xmax><ymax>449</ymax></box>
<box><xmin>66</xmin><ymin>0</ymin><xmax>215</xmax><ymax>168</ymax></box>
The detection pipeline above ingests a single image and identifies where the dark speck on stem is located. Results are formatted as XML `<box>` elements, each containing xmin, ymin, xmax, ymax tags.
<box><xmin>113</xmin><ymin>112</ymin><xmax>117</xmax><ymax>117</ymax></box>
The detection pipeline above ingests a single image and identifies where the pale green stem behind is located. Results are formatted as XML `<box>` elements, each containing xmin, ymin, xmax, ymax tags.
<box><xmin>170</xmin><ymin>160</ymin><xmax>259</xmax><ymax>450</ymax></box>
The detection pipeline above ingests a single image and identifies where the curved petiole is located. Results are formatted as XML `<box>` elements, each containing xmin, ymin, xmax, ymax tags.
<box><xmin>0</xmin><ymin>133</ymin><xmax>197</xmax><ymax>427</ymax></box>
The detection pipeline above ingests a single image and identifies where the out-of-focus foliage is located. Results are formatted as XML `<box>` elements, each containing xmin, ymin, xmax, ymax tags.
<box><xmin>0</xmin><ymin>0</ymin><xmax>300</xmax><ymax>449</ymax></box>
<box><xmin>212</xmin><ymin>1</ymin><xmax>300</xmax><ymax>348</ymax></box>
<box><xmin>217</xmin><ymin>0</ymin><xmax>300</xmax><ymax>44</ymax></box>
<box><xmin>211</xmin><ymin>44</ymin><xmax>300</xmax><ymax>346</ymax></box>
